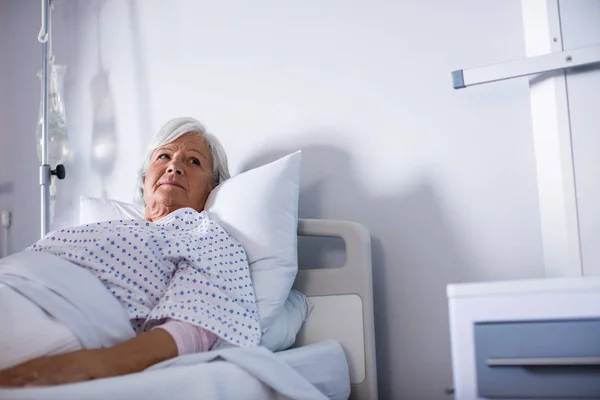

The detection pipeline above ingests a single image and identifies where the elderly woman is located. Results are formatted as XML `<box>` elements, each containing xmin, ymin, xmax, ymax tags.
<box><xmin>0</xmin><ymin>118</ymin><xmax>260</xmax><ymax>387</ymax></box>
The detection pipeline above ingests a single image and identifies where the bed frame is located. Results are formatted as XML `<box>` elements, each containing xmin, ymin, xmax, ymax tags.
<box><xmin>293</xmin><ymin>219</ymin><xmax>378</xmax><ymax>400</ymax></box>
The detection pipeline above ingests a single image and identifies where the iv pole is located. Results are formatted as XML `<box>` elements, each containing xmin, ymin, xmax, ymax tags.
<box><xmin>38</xmin><ymin>0</ymin><xmax>65</xmax><ymax>238</ymax></box>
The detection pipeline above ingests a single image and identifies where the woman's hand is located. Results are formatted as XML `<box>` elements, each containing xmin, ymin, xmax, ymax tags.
<box><xmin>0</xmin><ymin>328</ymin><xmax>178</xmax><ymax>387</ymax></box>
<box><xmin>0</xmin><ymin>349</ymin><xmax>106</xmax><ymax>387</ymax></box>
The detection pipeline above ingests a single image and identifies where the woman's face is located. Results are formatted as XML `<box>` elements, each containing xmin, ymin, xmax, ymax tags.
<box><xmin>143</xmin><ymin>134</ymin><xmax>213</xmax><ymax>221</ymax></box>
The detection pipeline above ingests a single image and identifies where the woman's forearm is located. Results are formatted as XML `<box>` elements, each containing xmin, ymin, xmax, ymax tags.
<box><xmin>0</xmin><ymin>329</ymin><xmax>178</xmax><ymax>387</ymax></box>
<box><xmin>96</xmin><ymin>328</ymin><xmax>178</xmax><ymax>377</ymax></box>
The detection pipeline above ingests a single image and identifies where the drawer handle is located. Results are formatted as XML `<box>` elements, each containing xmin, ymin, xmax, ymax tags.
<box><xmin>487</xmin><ymin>356</ymin><xmax>600</xmax><ymax>367</ymax></box>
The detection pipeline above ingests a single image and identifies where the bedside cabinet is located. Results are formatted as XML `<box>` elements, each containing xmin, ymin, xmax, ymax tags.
<box><xmin>447</xmin><ymin>277</ymin><xmax>600</xmax><ymax>399</ymax></box>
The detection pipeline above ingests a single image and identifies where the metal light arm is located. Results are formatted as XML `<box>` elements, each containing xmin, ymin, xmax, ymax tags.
<box><xmin>452</xmin><ymin>44</ymin><xmax>600</xmax><ymax>89</ymax></box>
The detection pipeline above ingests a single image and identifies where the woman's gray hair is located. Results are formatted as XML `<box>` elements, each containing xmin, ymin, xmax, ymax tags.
<box><xmin>134</xmin><ymin>117</ymin><xmax>230</xmax><ymax>207</ymax></box>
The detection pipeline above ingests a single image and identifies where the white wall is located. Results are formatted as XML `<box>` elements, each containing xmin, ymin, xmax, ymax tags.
<box><xmin>560</xmin><ymin>0</ymin><xmax>600</xmax><ymax>277</ymax></box>
<box><xmin>0</xmin><ymin>0</ymin><xmax>44</xmax><ymax>252</ymax></box>
<box><xmin>0</xmin><ymin>1</ymin><xmax>544</xmax><ymax>398</ymax></box>
<box><xmin>0</xmin><ymin>3</ymin><xmax>6</xmax><ymax>206</ymax></box>
<box><xmin>0</xmin><ymin>3</ymin><xmax>5</xmax><ymax>253</ymax></box>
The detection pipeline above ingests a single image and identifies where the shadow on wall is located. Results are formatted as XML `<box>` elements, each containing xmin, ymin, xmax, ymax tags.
<box><xmin>127</xmin><ymin>0</ymin><xmax>153</xmax><ymax>153</ymax></box>
<box><xmin>89</xmin><ymin>0</ymin><xmax>118</xmax><ymax>198</ymax></box>
<box><xmin>243</xmin><ymin>141</ymin><xmax>479</xmax><ymax>399</ymax></box>
<box><xmin>51</xmin><ymin>0</ymin><xmax>85</xmax><ymax>230</ymax></box>
<box><xmin>53</xmin><ymin>0</ymin><xmax>121</xmax><ymax>230</ymax></box>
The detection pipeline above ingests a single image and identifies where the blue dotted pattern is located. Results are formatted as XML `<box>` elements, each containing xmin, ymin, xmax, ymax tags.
<box><xmin>27</xmin><ymin>208</ymin><xmax>260</xmax><ymax>348</ymax></box>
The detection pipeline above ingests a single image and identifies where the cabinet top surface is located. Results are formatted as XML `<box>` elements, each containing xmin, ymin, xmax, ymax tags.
<box><xmin>447</xmin><ymin>276</ymin><xmax>600</xmax><ymax>298</ymax></box>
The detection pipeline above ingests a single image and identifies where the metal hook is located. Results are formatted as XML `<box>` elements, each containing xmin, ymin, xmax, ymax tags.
<box><xmin>38</xmin><ymin>0</ymin><xmax>49</xmax><ymax>43</ymax></box>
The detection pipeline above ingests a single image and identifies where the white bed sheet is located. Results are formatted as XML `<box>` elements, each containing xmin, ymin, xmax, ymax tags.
<box><xmin>0</xmin><ymin>340</ymin><xmax>350</xmax><ymax>400</ymax></box>
<box><xmin>279</xmin><ymin>339</ymin><xmax>351</xmax><ymax>400</ymax></box>
<box><xmin>153</xmin><ymin>339</ymin><xmax>351</xmax><ymax>400</ymax></box>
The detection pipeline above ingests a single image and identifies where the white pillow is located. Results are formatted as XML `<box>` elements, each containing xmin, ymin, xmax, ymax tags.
<box><xmin>204</xmin><ymin>151</ymin><xmax>301</xmax><ymax>328</ymax></box>
<box><xmin>80</xmin><ymin>196</ymin><xmax>143</xmax><ymax>225</ymax></box>
<box><xmin>260</xmin><ymin>289</ymin><xmax>313</xmax><ymax>352</ymax></box>
<box><xmin>79</xmin><ymin>151</ymin><xmax>302</xmax><ymax>332</ymax></box>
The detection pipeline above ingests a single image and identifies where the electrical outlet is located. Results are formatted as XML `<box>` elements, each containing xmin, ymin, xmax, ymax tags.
<box><xmin>0</xmin><ymin>182</ymin><xmax>14</xmax><ymax>195</ymax></box>
<box><xmin>1</xmin><ymin>210</ymin><xmax>11</xmax><ymax>228</ymax></box>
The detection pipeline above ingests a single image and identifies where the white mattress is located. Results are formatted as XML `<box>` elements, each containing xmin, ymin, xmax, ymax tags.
<box><xmin>278</xmin><ymin>339</ymin><xmax>351</xmax><ymax>400</ymax></box>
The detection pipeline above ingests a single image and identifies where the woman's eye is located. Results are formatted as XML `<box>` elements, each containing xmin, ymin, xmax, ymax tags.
<box><xmin>157</xmin><ymin>154</ymin><xmax>170</xmax><ymax>160</ymax></box>
<box><xmin>190</xmin><ymin>158</ymin><xmax>200</xmax><ymax>166</ymax></box>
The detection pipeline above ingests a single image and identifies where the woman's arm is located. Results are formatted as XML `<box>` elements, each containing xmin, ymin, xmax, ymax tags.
<box><xmin>152</xmin><ymin>318</ymin><xmax>218</xmax><ymax>356</ymax></box>
<box><xmin>0</xmin><ymin>329</ymin><xmax>178</xmax><ymax>387</ymax></box>
<box><xmin>97</xmin><ymin>328</ymin><xmax>178</xmax><ymax>377</ymax></box>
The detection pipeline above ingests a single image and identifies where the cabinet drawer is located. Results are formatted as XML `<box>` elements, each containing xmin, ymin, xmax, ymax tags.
<box><xmin>474</xmin><ymin>319</ymin><xmax>600</xmax><ymax>398</ymax></box>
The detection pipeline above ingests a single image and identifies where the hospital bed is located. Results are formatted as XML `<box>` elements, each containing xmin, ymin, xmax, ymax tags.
<box><xmin>292</xmin><ymin>218</ymin><xmax>378</xmax><ymax>400</ymax></box>
<box><xmin>0</xmin><ymin>218</ymin><xmax>377</xmax><ymax>400</ymax></box>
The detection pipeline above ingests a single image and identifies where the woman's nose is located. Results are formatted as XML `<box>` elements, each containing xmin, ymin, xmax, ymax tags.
<box><xmin>167</xmin><ymin>163</ymin><xmax>182</xmax><ymax>175</ymax></box>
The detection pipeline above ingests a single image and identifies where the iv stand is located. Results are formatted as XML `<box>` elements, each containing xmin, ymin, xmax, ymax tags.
<box><xmin>38</xmin><ymin>0</ymin><xmax>66</xmax><ymax>238</ymax></box>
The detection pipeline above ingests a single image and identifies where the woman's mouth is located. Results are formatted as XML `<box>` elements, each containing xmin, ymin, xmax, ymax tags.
<box><xmin>159</xmin><ymin>181</ymin><xmax>185</xmax><ymax>190</ymax></box>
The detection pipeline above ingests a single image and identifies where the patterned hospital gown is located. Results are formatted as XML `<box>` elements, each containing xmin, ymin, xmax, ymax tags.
<box><xmin>26</xmin><ymin>208</ymin><xmax>261</xmax><ymax>348</ymax></box>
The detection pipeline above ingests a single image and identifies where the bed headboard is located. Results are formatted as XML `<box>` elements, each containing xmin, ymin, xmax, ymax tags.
<box><xmin>293</xmin><ymin>219</ymin><xmax>378</xmax><ymax>400</ymax></box>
